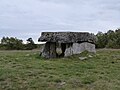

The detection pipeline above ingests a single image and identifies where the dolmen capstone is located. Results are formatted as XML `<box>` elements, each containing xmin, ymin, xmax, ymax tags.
<box><xmin>38</xmin><ymin>32</ymin><xmax>97</xmax><ymax>58</ymax></box>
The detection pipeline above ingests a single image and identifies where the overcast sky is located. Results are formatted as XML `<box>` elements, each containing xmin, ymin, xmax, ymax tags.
<box><xmin>0</xmin><ymin>0</ymin><xmax>120</xmax><ymax>43</ymax></box>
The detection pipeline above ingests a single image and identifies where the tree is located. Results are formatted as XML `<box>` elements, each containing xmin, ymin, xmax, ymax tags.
<box><xmin>26</xmin><ymin>38</ymin><xmax>37</xmax><ymax>50</ymax></box>
<box><xmin>0</xmin><ymin>37</ymin><xmax>24</xmax><ymax>50</ymax></box>
<box><xmin>96</xmin><ymin>32</ymin><xmax>108</xmax><ymax>48</ymax></box>
<box><xmin>96</xmin><ymin>29</ymin><xmax>120</xmax><ymax>49</ymax></box>
<box><xmin>115</xmin><ymin>29</ymin><xmax>120</xmax><ymax>48</ymax></box>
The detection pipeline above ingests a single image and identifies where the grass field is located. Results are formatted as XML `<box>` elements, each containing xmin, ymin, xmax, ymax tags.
<box><xmin>0</xmin><ymin>49</ymin><xmax>120</xmax><ymax>90</ymax></box>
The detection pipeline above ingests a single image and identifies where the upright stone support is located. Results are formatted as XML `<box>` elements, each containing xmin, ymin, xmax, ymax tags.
<box><xmin>41</xmin><ymin>42</ymin><xmax>50</xmax><ymax>58</ymax></box>
<box><xmin>72</xmin><ymin>42</ymin><xmax>96</xmax><ymax>54</ymax></box>
<box><xmin>41</xmin><ymin>42</ymin><xmax>56</xmax><ymax>58</ymax></box>
<box><xmin>49</xmin><ymin>42</ymin><xmax>56</xmax><ymax>58</ymax></box>
<box><xmin>65</xmin><ymin>42</ymin><xmax>96</xmax><ymax>57</ymax></box>
<box><xmin>65</xmin><ymin>43</ymin><xmax>73</xmax><ymax>57</ymax></box>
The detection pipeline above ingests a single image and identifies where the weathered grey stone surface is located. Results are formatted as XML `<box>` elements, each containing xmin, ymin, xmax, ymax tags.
<box><xmin>38</xmin><ymin>32</ymin><xmax>97</xmax><ymax>44</ymax></box>
<box><xmin>41</xmin><ymin>42</ymin><xmax>50</xmax><ymax>58</ymax></box>
<box><xmin>73</xmin><ymin>42</ymin><xmax>96</xmax><ymax>54</ymax></box>
<box><xmin>38</xmin><ymin>32</ymin><xmax>97</xmax><ymax>58</ymax></box>
<box><xmin>41</xmin><ymin>42</ymin><xmax>57</xmax><ymax>58</ymax></box>
<box><xmin>65</xmin><ymin>42</ymin><xmax>96</xmax><ymax>57</ymax></box>
<box><xmin>56</xmin><ymin>47</ymin><xmax>62</xmax><ymax>55</ymax></box>
<box><xmin>49</xmin><ymin>42</ymin><xmax>56</xmax><ymax>58</ymax></box>
<box><xmin>65</xmin><ymin>46</ymin><xmax>73</xmax><ymax>57</ymax></box>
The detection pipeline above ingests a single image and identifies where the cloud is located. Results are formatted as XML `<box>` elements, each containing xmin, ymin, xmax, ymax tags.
<box><xmin>0</xmin><ymin>0</ymin><xmax>120</xmax><ymax>43</ymax></box>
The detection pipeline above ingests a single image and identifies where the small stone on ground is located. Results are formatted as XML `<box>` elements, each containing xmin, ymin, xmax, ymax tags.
<box><xmin>79</xmin><ymin>57</ymin><xmax>87</xmax><ymax>60</ymax></box>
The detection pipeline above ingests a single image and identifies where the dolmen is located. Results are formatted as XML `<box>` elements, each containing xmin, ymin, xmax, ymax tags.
<box><xmin>38</xmin><ymin>32</ymin><xmax>97</xmax><ymax>58</ymax></box>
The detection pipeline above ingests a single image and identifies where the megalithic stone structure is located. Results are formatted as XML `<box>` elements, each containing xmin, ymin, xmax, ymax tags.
<box><xmin>38</xmin><ymin>32</ymin><xmax>97</xmax><ymax>58</ymax></box>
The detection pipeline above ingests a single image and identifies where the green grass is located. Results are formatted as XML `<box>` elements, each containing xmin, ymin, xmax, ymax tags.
<box><xmin>0</xmin><ymin>49</ymin><xmax>120</xmax><ymax>90</ymax></box>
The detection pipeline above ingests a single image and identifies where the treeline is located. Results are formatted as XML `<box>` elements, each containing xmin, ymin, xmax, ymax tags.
<box><xmin>96</xmin><ymin>29</ymin><xmax>120</xmax><ymax>49</ymax></box>
<box><xmin>0</xmin><ymin>37</ymin><xmax>38</xmax><ymax>50</ymax></box>
<box><xmin>0</xmin><ymin>29</ymin><xmax>120</xmax><ymax>50</ymax></box>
